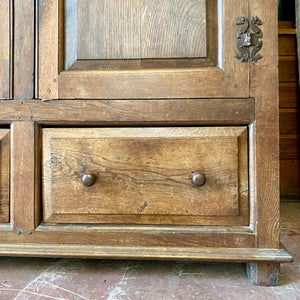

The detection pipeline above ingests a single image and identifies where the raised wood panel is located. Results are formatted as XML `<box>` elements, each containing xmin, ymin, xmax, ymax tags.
<box><xmin>280</xmin><ymin>160</ymin><xmax>300</xmax><ymax>198</ymax></box>
<box><xmin>279</xmin><ymin>82</ymin><xmax>299</xmax><ymax>108</ymax></box>
<box><xmin>278</xmin><ymin>35</ymin><xmax>297</xmax><ymax>56</ymax></box>
<box><xmin>74</xmin><ymin>0</ymin><xmax>206</xmax><ymax>60</ymax></box>
<box><xmin>280</xmin><ymin>108</ymin><xmax>300</xmax><ymax>134</ymax></box>
<box><xmin>279</xmin><ymin>56</ymin><xmax>298</xmax><ymax>82</ymax></box>
<box><xmin>0</xmin><ymin>129</ymin><xmax>10</xmax><ymax>223</ymax></box>
<box><xmin>38</xmin><ymin>0</ymin><xmax>250</xmax><ymax>99</ymax></box>
<box><xmin>280</xmin><ymin>134</ymin><xmax>300</xmax><ymax>160</ymax></box>
<box><xmin>42</xmin><ymin>127</ymin><xmax>248</xmax><ymax>225</ymax></box>
<box><xmin>14</xmin><ymin>0</ymin><xmax>35</xmax><ymax>99</ymax></box>
<box><xmin>0</xmin><ymin>0</ymin><xmax>10</xmax><ymax>99</ymax></box>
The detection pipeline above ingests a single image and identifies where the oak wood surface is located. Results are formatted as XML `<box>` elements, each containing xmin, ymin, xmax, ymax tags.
<box><xmin>0</xmin><ymin>243</ymin><xmax>293</xmax><ymax>262</ymax></box>
<box><xmin>0</xmin><ymin>130</ymin><xmax>10</xmax><ymax>223</ymax></box>
<box><xmin>38</xmin><ymin>0</ymin><xmax>250</xmax><ymax>99</ymax></box>
<box><xmin>249</xmin><ymin>0</ymin><xmax>280</xmax><ymax>249</ymax></box>
<box><xmin>42</xmin><ymin>127</ymin><xmax>248</xmax><ymax>225</ymax></box>
<box><xmin>0</xmin><ymin>98</ymin><xmax>255</xmax><ymax>125</ymax></box>
<box><xmin>0</xmin><ymin>0</ymin><xmax>10</xmax><ymax>99</ymax></box>
<box><xmin>75</xmin><ymin>0</ymin><xmax>206</xmax><ymax>60</ymax></box>
<box><xmin>247</xmin><ymin>262</ymin><xmax>280</xmax><ymax>286</ymax></box>
<box><xmin>11</xmin><ymin>122</ymin><xmax>41</xmax><ymax>231</ymax></box>
<box><xmin>14</xmin><ymin>0</ymin><xmax>35</xmax><ymax>99</ymax></box>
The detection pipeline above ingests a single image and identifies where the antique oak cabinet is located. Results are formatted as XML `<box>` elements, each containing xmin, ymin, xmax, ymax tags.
<box><xmin>0</xmin><ymin>0</ymin><xmax>292</xmax><ymax>285</ymax></box>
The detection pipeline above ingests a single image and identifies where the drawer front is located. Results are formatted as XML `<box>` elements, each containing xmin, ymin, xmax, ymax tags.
<box><xmin>42</xmin><ymin>127</ymin><xmax>248</xmax><ymax>225</ymax></box>
<box><xmin>0</xmin><ymin>129</ymin><xmax>10</xmax><ymax>223</ymax></box>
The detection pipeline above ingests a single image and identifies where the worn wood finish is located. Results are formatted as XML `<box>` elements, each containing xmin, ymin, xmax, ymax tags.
<box><xmin>42</xmin><ymin>127</ymin><xmax>248</xmax><ymax>225</ymax></box>
<box><xmin>0</xmin><ymin>227</ymin><xmax>255</xmax><ymax>248</ymax></box>
<box><xmin>0</xmin><ymin>130</ymin><xmax>10</xmax><ymax>223</ymax></box>
<box><xmin>247</xmin><ymin>263</ymin><xmax>280</xmax><ymax>286</ymax></box>
<box><xmin>14</xmin><ymin>0</ymin><xmax>35</xmax><ymax>99</ymax></box>
<box><xmin>38</xmin><ymin>0</ymin><xmax>249</xmax><ymax>99</ymax></box>
<box><xmin>11</xmin><ymin>122</ymin><xmax>41</xmax><ymax>231</ymax></box>
<box><xmin>249</xmin><ymin>0</ymin><xmax>280</xmax><ymax>250</ymax></box>
<box><xmin>0</xmin><ymin>243</ymin><xmax>293</xmax><ymax>262</ymax></box>
<box><xmin>0</xmin><ymin>98</ymin><xmax>255</xmax><ymax>125</ymax></box>
<box><xmin>0</xmin><ymin>0</ymin><xmax>10</xmax><ymax>99</ymax></box>
<box><xmin>75</xmin><ymin>0</ymin><xmax>206</xmax><ymax>60</ymax></box>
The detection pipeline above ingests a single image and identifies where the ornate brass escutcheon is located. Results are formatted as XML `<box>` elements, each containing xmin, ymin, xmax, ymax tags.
<box><xmin>236</xmin><ymin>16</ymin><xmax>263</xmax><ymax>63</ymax></box>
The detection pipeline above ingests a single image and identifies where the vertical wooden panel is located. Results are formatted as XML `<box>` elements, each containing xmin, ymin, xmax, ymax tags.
<box><xmin>0</xmin><ymin>130</ymin><xmax>10</xmax><ymax>223</ymax></box>
<box><xmin>250</xmin><ymin>0</ymin><xmax>280</xmax><ymax>249</ymax></box>
<box><xmin>14</xmin><ymin>0</ymin><xmax>35</xmax><ymax>99</ymax></box>
<box><xmin>141</xmin><ymin>0</ymin><xmax>206</xmax><ymax>58</ymax></box>
<box><xmin>11</xmin><ymin>122</ymin><xmax>41</xmax><ymax>231</ymax></box>
<box><xmin>77</xmin><ymin>0</ymin><xmax>140</xmax><ymax>59</ymax></box>
<box><xmin>38</xmin><ymin>0</ymin><xmax>59</xmax><ymax>99</ymax></box>
<box><xmin>0</xmin><ymin>0</ymin><xmax>10</xmax><ymax>99</ymax></box>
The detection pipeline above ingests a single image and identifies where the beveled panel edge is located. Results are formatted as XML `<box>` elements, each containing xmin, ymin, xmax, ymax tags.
<box><xmin>0</xmin><ymin>243</ymin><xmax>293</xmax><ymax>262</ymax></box>
<box><xmin>0</xmin><ymin>98</ymin><xmax>255</xmax><ymax>125</ymax></box>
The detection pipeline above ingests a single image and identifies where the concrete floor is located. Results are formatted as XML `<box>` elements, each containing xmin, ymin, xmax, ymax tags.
<box><xmin>0</xmin><ymin>201</ymin><xmax>299</xmax><ymax>300</ymax></box>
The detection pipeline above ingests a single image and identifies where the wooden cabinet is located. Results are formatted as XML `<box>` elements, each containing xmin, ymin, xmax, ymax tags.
<box><xmin>0</xmin><ymin>0</ymin><xmax>293</xmax><ymax>286</ymax></box>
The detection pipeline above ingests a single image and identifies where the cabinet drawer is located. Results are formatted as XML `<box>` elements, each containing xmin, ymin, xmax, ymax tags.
<box><xmin>42</xmin><ymin>127</ymin><xmax>248</xmax><ymax>225</ymax></box>
<box><xmin>0</xmin><ymin>129</ymin><xmax>10</xmax><ymax>223</ymax></box>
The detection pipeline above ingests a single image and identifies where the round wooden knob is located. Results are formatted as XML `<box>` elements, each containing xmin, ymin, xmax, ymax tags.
<box><xmin>82</xmin><ymin>173</ymin><xmax>96</xmax><ymax>187</ymax></box>
<box><xmin>192</xmin><ymin>173</ymin><xmax>206</xmax><ymax>187</ymax></box>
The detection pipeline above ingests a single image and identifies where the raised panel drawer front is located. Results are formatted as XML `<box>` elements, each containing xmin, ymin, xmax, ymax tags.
<box><xmin>0</xmin><ymin>129</ymin><xmax>10</xmax><ymax>223</ymax></box>
<box><xmin>38</xmin><ymin>0</ymin><xmax>250</xmax><ymax>99</ymax></box>
<box><xmin>42</xmin><ymin>127</ymin><xmax>248</xmax><ymax>225</ymax></box>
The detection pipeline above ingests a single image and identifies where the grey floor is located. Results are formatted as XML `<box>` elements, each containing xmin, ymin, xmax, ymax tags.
<box><xmin>0</xmin><ymin>201</ymin><xmax>299</xmax><ymax>300</ymax></box>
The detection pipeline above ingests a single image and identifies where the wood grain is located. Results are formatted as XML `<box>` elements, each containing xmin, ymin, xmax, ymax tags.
<box><xmin>0</xmin><ymin>98</ymin><xmax>255</xmax><ymax>125</ymax></box>
<box><xmin>75</xmin><ymin>0</ymin><xmax>206</xmax><ymax>59</ymax></box>
<box><xmin>0</xmin><ymin>243</ymin><xmax>293</xmax><ymax>262</ymax></box>
<box><xmin>14</xmin><ymin>0</ymin><xmax>34</xmax><ymax>99</ymax></box>
<box><xmin>247</xmin><ymin>262</ymin><xmax>280</xmax><ymax>286</ymax></box>
<box><xmin>11</xmin><ymin>122</ymin><xmax>41</xmax><ymax>231</ymax></box>
<box><xmin>38</xmin><ymin>0</ymin><xmax>59</xmax><ymax>99</ymax></box>
<box><xmin>42</xmin><ymin>127</ymin><xmax>248</xmax><ymax>225</ymax></box>
<box><xmin>38</xmin><ymin>0</ymin><xmax>250</xmax><ymax>99</ymax></box>
<box><xmin>250</xmin><ymin>0</ymin><xmax>280</xmax><ymax>249</ymax></box>
<box><xmin>0</xmin><ymin>0</ymin><xmax>10</xmax><ymax>99</ymax></box>
<box><xmin>0</xmin><ymin>130</ymin><xmax>10</xmax><ymax>223</ymax></box>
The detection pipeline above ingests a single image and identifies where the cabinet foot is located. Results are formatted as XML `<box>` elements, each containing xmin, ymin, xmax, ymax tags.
<box><xmin>247</xmin><ymin>262</ymin><xmax>280</xmax><ymax>286</ymax></box>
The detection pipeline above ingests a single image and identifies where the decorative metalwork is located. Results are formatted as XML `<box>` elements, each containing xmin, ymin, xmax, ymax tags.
<box><xmin>236</xmin><ymin>16</ymin><xmax>263</xmax><ymax>63</ymax></box>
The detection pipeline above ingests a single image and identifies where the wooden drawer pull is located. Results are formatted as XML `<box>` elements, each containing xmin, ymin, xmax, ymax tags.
<box><xmin>82</xmin><ymin>173</ymin><xmax>96</xmax><ymax>187</ymax></box>
<box><xmin>192</xmin><ymin>173</ymin><xmax>206</xmax><ymax>187</ymax></box>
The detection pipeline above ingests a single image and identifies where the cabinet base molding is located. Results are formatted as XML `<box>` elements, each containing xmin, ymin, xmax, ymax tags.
<box><xmin>0</xmin><ymin>243</ymin><xmax>293</xmax><ymax>263</ymax></box>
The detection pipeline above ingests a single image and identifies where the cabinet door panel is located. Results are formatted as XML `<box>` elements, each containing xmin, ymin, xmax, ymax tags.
<box><xmin>38</xmin><ymin>0</ymin><xmax>250</xmax><ymax>99</ymax></box>
<box><xmin>0</xmin><ymin>0</ymin><xmax>10</xmax><ymax>99</ymax></box>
